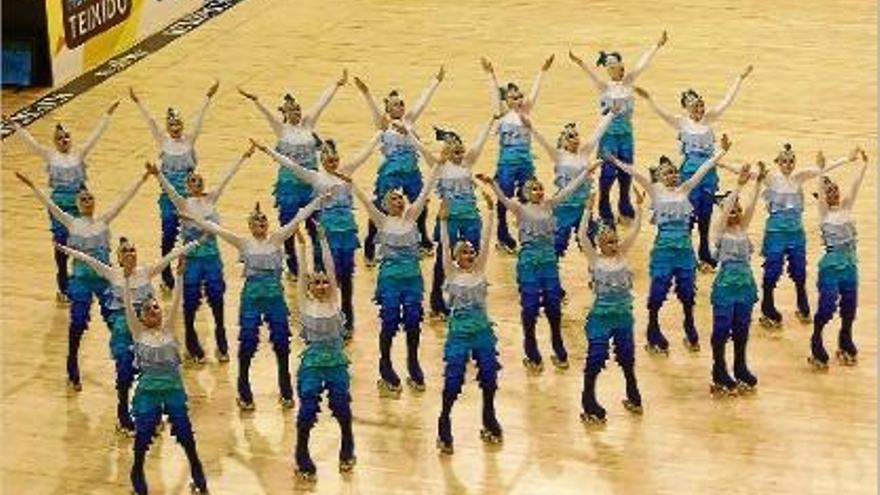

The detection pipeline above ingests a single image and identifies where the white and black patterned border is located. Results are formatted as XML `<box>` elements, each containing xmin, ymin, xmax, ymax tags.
<box><xmin>2</xmin><ymin>0</ymin><xmax>245</xmax><ymax>139</ymax></box>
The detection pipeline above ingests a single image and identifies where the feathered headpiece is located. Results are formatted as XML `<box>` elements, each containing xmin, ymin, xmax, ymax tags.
<box><xmin>434</xmin><ymin>126</ymin><xmax>462</xmax><ymax>145</ymax></box>
<box><xmin>498</xmin><ymin>82</ymin><xmax>522</xmax><ymax>101</ymax></box>
<box><xmin>384</xmin><ymin>90</ymin><xmax>404</xmax><ymax>112</ymax></box>
<box><xmin>680</xmin><ymin>89</ymin><xmax>703</xmax><ymax>109</ymax></box>
<box><xmin>279</xmin><ymin>93</ymin><xmax>300</xmax><ymax>114</ymax></box>
<box><xmin>596</xmin><ymin>51</ymin><xmax>623</xmax><ymax>67</ymax></box>
<box><xmin>557</xmin><ymin>122</ymin><xmax>579</xmax><ymax>148</ymax></box>
<box><xmin>249</xmin><ymin>202</ymin><xmax>268</xmax><ymax>223</ymax></box>
<box><xmin>775</xmin><ymin>143</ymin><xmax>796</xmax><ymax>164</ymax></box>
<box><xmin>54</xmin><ymin>123</ymin><xmax>69</xmax><ymax>140</ymax></box>
<box><xmin>166</xmin><ymin>107</ymin><xmax>182</xmax><ymax>126</ymax></box>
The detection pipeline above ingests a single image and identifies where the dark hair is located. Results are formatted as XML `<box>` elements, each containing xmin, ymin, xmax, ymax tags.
<box><xmin>498</xmin><ymin>82</ymin><xmax>521</xmax><ymax>100</ymax></box>
<box><xmin>434</xmin><ymin>126</ymin><xmax>462</xmax><ymax>144</ymax></box>
<box><xmin>680</xmin><ymin>89</ymin><xmax>702</xmax><ymax>108</ymax></box>
<box><xmin>596</xmin><ymin>51</ymin><xmax>622</xmax><ymax>67</ymax></box>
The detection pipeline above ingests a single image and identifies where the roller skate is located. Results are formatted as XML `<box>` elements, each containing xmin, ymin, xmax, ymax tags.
<box><xmin>406</xmin><ymin>342</ymin><xmax>426</xmax><ymax>392</ymax></box>
<box><xmin>795</xmin><ymin>311</ymin><xmax>812</xmax><ymax>325</ymax></box>
<box><xmin>480</xmin><ymin>397</ymin><xmax>503</xmax><ymax>446</ymax></box>
<box><xmin>622</xmin><ymin>385</ymin><xmax>643</xmax><ymax>415</ymax></box>
<box><xmin>428</xmin><ymin>310</ymin><xmax>448</xmax><ymax>323</ymax></box>
<box><xmin>579</xmin><ymin>404</ymin><xmax>607</xmax><ymax>425</ymax></box>
<box><xmin>580</xmin><ymin>377</ymin><xmax>607</xmax><ymax>425</ymax></box>
<box><xmin>495</xmin><ymin>235</ymin><xmax>518</xmax><ymax>255</ymax></box>
<box><xmin>522</xmin><ymin>358</ymin><xmax>544</xmax><ymax>375</ymax></box>
<box><xmin>189</xmin><ymin>481</ymin><xmax>209</xmax><ymax>494</ymax></box>
<box><xmin>759</xmin><ymin>288</ymin><xmax>783</xmax><ymax>329</ymax></box>
<box><xmin>682</xmin><ymin>336</ymin><xmax>701</xmax><ymax>353</ymax></box>
<box><xmin>377</xmin><ymin>378</ymin><xmax>402</xmax><ymax>398</ymax></box>
<box><xmin>437</xmin><ymin>415</ymin><xmax>454</xmax><ymax>455</ymax></box>
<box><xmin>364</xmin><ymin>256</ymin><xmax>377</xmax><ymax>269</ymax></box>
<box><xmin>116</xmin><ymin>422</ymin><xmax>136</xmax><ymax>438</ymax></box>
<box><xmin>67</xmin><ymin>356</ymin><xmax>82</xmax><ymax>392</ymax></box>
<box><xmin>339</xmin><ymin>456</ymin><xmax>357</xmax><ymax>474</ymax></box>
<box><xmin>645</xmin><ymin>322</ymin><xmax>670</xmax><ymax>356</ymax></box>
<box><xmin>419</xmin><ymin>245</ymin><xmax>435</xmax><ymax>259</ymax></box>
<box><xmin>214</xmin><ymin>349</ymin><xmax>229</xmax><ymax>364</ymax></box>
<box><xmin>295</xmin><ymin>426</ymin><xmax>317</xmax><ymax>483</ymax></box>
<box><xmin>406</xmin><ymin>377</ymin><xmax>426</xmax><ymax>393</ymax></box>
<box><xmin>294</xmin><ymin>465</ymin><xmax>317</xmax><ymax>483</ymax></box>
<box><xmin>236</xmin><ymin>397</ymin><xmax>256</xmax><ymax>412</ymax></box>
<box><xmin>836</xmin><ymin>329</ymin><xmax>858</xmax><ymax>366</ymax></box>
<box><xmin>67</xmin><ymin>378</ymin><xmax>82</xmax><ymax>392</ymax></box>
<box><xmin>710</xmin><ymin>364</ymin><xmax>738</xmax><ymax>398</ymax></box>
<box><xmin>285</xmin><ymin>271</ymin><xmax>298</xmax><ymax>283</ymax></box>
<box><xmin>617</xmin><ymin>215</ymin><xmax>633</xmax><ymax>227</ymax></box>
<box><xmin>550</xmin><ymin>355</ymin><xmax>570</xmax><ymax>370</ymax></box>
<box><xmin>479</xmin><ymin>426</ymin><xmax>503</xmax><ymax>445</ymax></box>
<box><xmin>278</xmin><ymin>396</ymin><xmax>295</xmax><ymax>410</ymax></box>
<box><xmin>184</xmin><ymin>353</ymin><xmax>207</xmax><ymax>367</ymax></box>
<box><xmin>733</xmin><ymin>367</ymin><xmax>758</xmax><ymax>394</ymax></box>
<box><xmin>56</xmin><ymin>291</ymin><xmax>70</xmax><ymax>305</ymax></box>
<box><xmin>807</xmin><ymin>333</ymin><xmax>830</xmax><ymax>371</ymax></box>
<box><xmin>698</xmin><ymin>260</ymin><xmax>716</xmax><ymax>274</ymax></box>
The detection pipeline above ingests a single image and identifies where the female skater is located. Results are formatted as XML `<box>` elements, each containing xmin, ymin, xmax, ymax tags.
<box><xmin>123</xmin><ymin>262</ymin><xmax>208</xmax><ymax>494</ymax></box>
<box><xmin>480</xmin><ymin>54</ymin><xmax>554</xmax><ymax>253</ymax></box>
<box><xmin>608</xmin><ymin>133</ymin><xmax>731</xmax><ymax>353</ymax></box>
<box><xmin>255</xmin><ymin>131</ymin><xmax>382</xmax><ymax>336</ymax></box>
<box><xmin>130</xmin><ymin>80</ymin><xmax>219</xmax><ymax>290</ymax></box>
<box><xmin>16</xmin><ymin>166</ymin><xmax>149</xmax><ymax>390</ymax></box>
<box><xmin>476</xmin><ymin>165</ymin><xmax>591</xmax><ymax>373</ymax></box>
<box><xmin>238</xmin><ymin>70</ymin><xmax>347</xmax><ymax>277</ymax></box>
<box><xmin>709</xmin><ymin>163</ymin><xmax>762</xmax><ymax>396</ymax></box>
<box><xmin>406</xmin><ymin>116</ymin><xmax>495</xmax><ymax>318</ymax></box>
<box><xmin>352</xmin><ymin>66</ymin><xmax>444</xmax><ymax>262</ymax></box>
<box><xmin>57</xmin><ymin>237</ymin><xmax>201</xmax><ymax>435</ymax></box>
<box><xmin>525</xmin><ymin>112</ymin><xmax>613</xmax><ymax>256</ymax></box>
<box><xmin>755</xmin><ymin>145</ymin><xmax>858</xmax><ymax>328</ymax></box>
<box><xmin>153</xmin><ymin>144</ymin><xmax>255</xmax><ymax>363</ymax></box>
<box><xmin>568</xmin><ymin>30</ymin><xmax>668</xmax><ymax>226</ymax></box>
<box><xmin>578</xmin><ymin>188</ymin><xmax>645</xmax><ymax>424</ymax></box>
<box><xmin>634</xmin><ymin>65</ymin><xmax>751</xmax><ymax>270</ymax></box>
<box><xmin>435</xmin><ymin>194</ymin><xmax>503</xmax><ymax>454</ymax></box>
<box><xmin>343</xmin><ymin>165</ymin><xmax>439</xmax><ymax>396</ymax></box>
<box><xmin>10</xmin><ymin>100</ymin><xmax>119</xmax><ymax>301</ymax></box>
<box><xmin>809</xmin><ymin>149</ymin><xmax>867</xmax><ymax>369</ymax></box>
<box><xmin>291</xmin><ymin>228</ymin><xmax>355</xmax><ymax>481</ymax></box>
<box><xmin>182</xmin><ymin>192</ymin><xmax>331</xmax><ymax>410</ymax></box>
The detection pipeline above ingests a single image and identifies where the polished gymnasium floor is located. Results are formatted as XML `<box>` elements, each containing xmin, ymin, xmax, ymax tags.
<box><xmin>1</xmin><ymin>1</ymin><xmax>877</xmax><ymax>493</ymax></box>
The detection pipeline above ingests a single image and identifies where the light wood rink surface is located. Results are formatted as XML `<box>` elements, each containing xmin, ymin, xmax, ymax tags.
<box><xmin>1</xmin><ymin>1</ymin><xmax>877</xmax><ymax>493</ymax></box>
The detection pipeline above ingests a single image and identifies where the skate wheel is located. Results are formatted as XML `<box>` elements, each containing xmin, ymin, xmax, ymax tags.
<box><xmin>795</xmin><ymin>312</ymin><xmax>813</xmax><ymax>325</ymax></box>
<box><xmin>56</xmin><ymin>292</ymin><xmax>70</xmax><ymax>305</ymax></box>
<box><xmin>278</xmin><ymin>397</ymin><xmax>296</xmax><ymax>410</ymax></box>
<box><xmin>339</xmin><ymin>457</ymin><xmax>357</xmax><ymax>473</ymax></box>
<box><xmin>115</xmin><ymin>423</ymin><xmax>136</xmax><ymax>438</ymax></box>
<box><xmin>436</xmin><ymin>439</ymin><xmax>454</xmax><ymax>455</ymax></box>
<box><xmin>236</xmin><ymin>398</ymin><xmax>256</xmax><ymax>412</ymax></box>
<box><xmin>622</xmin><ymin>399</ymin><xmax>643</xmax><ymax>415</ymax></box>
<box><xmin>736</xmin><ymin>382</ymin><xmax>757</xmax><ymax>394</ymax></box>
<box><xmin>377</xmin><ymin>379</ymin><xmax>402</xmax><ymax>398</ymax></box>
<box><xmin>67</xmin><ymin>379</ymin><xmax>82</xmax><ymax>392</ymax></box>
<box><xmin>643</xmin><ymin>344</ymin><xmax>669</xmax><ymax>356</ymax></box>
<box><xmin>806</xmin><ymin>356</ymin><xmax>830</xmax><ymax>371</ymax></box>
<box><xmin>709</xmin><ymin>383</ymin><xmax>737</xmax><ymax>398</ymax></box>
<box><xmin>188</xmin><ymin>481</ymin><xmax>209</xmax><ymax>494</ymax></box>
<box><xmin>406</xmin><ymin>377</ymin><xmax>426</xmax><ymax>393</ymax></box>
<box><xmin>550</xmin><ymin>356</ymin><xmax>570</xmax><ymax>370</ymax></box>
<box><xmin>759</xmin><ymin>316</ymin><xmax>782</xmax><ymax>329</ymax></box>
<box><xmin>682</xmin><ymin>338</ymin><xmax>701</xmax><ymax>353</ymax></box>
<box><xmin>697</xmin><ymin>262</ymin><xmax>716</xmax><ymax>274</ymax></box>
<box><xmin>835</xmin><ymin>350</ymin><xmax>858</xmax><ymax>366</ymax></box>
<box><xmin>215</xmin><ymin>351</ymin><xmax>230</xmax><ymax>363</ymax></box>
<box><xmin>294</xmin><ymin>469</ymin><xmax>317</xmax><ymax>483</ymax></box>
<box><xmin>522</xmin><ymin>358</ymin><xmax>544</xmax><ymax>374</ymax></box>
<box><xmin>579</xmin><ymin>412</ymin><xmax>607</xmax><ymax>425</ymax></box>
<box><xmin>479</xmin><ymin>429</ymin><xmax>504</xmax><ymax>445</ymax></box>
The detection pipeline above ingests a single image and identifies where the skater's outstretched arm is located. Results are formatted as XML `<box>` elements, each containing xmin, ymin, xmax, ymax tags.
<box><xmin>189</xmin><ymin>81</ymin><xmax>219</xmax><ymax>144</ymax></box>
<box><xmin>165</xmin><ymin>260</ymin><xmax>185</xmax><ymax>331</ymax></box>
<box><xmin>548</xmin><ymin>167</ymin><xmax>591</xmax><ymax>208</ymax></box>
<box><xmin>10</xmin><ymin>122</ymin><xmax>52</xmax><ymax>161</ymax></box>
<box><xmin>271</xmin><ymin>191</ymin><xmax>331</xmax><ymax>246</ymax></box>
<box><xmin>475</xmin><ymin>173</ymin><xmax>522</xmax><ymax>216</ymax></box>
<box><xmin>100</xmin><ymin>166</ymin><xmax>151</xmax><ymax>224</ymax></box>
<box><xmin>523</xmin><ymin>117</ymin><xmax>560</xmax><ymax>163</ymax></box>
<box><xmin>619</xmin><ymin>189</ymin><xmax>644</xmax><ymax>254</ymax></box>
<box><xmin>713</xmin><ymin>164</ymin><xmax>750</xmax><ymax>240</ymax></box>
<box><xmin>340</xmin><ymin>131</ymin><xmax>383</xmax><ymax>175</ymax></box>
<box><xmin>122</xmin><ymin>277</ymin><xmax>145</xmax><ymax>340</ymax></box>
<box><xmin>524</xmin><ymin>54</ymin><xmax>554</xmax><ymax>112</ymax></box>
<box><xmin>680</xmin><ymin>134</ymin><xmax>731</xmax><ymax>194</ymax></box>
<box><xmin>352</xmin><ymin>76</ymin><xmax>385</xmax><ymax>130</ymax></box>
<box><xmin>577</xmin><ymin>195</ymin><xmax>598</xmax><ymax>264</ymax></box>
<box><xmin>406</xmin><ymin>165</ymin><xmax>440</xmax><ymax>221</ymax></box>
<box><xmin>742</xmin><ymin>163</ymin><xmax>764</xmax><ymax>228</ymax></box>
<box><xmin>438</xmin><ymin>208</ymin><xmax>456</xmax><ymax>277</ymax></box>
<box><xmin>480</xmin><ymin>57</ymin><xmax>505</xmax><ymax>116</ymax></box>
<box><xmin>16</xmin><ymin>172</ymin><xmax>75</xmax><ymax>229</ymax></box>
<box><xmin>625</xmin><ymin>31</ymin><xmax>668</xmax><ymax>83</ymax></box>
<box><xmin>608</xmin><ymin>156</ymin><xmax>652</xmax><ymax>192</ymax></box>
<box><xmin>633</xmin><ymin>86</ymin><xmax>681</xmax><ymax>129</ymax></box>
<box><xmin>795</xmin><ymin>149</ymin><xmax>858</xmax><ymax>182</ymax></box>
<box><xmin>294</xmin><ymin>229</ymin><xmax>310</xmax><ymax>299</ymax></box>
<box><xmin>842</xmin><ymin>150</ymin><xmax>868</xmax><ymax>210</ymax></box>
<box><xmin>407</xmin><ymin>66</ymin><xmax>444</xmax><ymax>123</ymax></box>
<box><xmin>79</xmin><ymin>101</ymin><xmax>118</xmax><ymax>158</ymax></box>
<box><xmin>211</xmin><ymin>143</ymin><xmax>255</xmax><ymax>201</ymax></box>
<box><xmin>704</xmin><ymin>66</ymin><xmax>751</xmax><ymax>124</ymax></box>
<box><xmin>182</xmin><ymin>213</ymin><xmax>246</xmax><ymax>250</ymax></box>
<box><xmin>255</xmin><ymin>139</ymin><xmax>321</xmax><ymax>185</ymax></box>
<box><xmin>475</xmin><ymin>192</ymin><xmax>495</xmax><ymax>272</ymax></box>
<box><xmin>129</xmin><ymin>88</ymin><xmax>163</xmax><ymax>144</ymax></box>
<box><xmin>152</xmin><ymin>164</ymin><xmax>188</xmax><ymax>212</ymax></box>
<box><xmin>316</xmin><ymin>226</ymin><xmax>338</xmax><ymax>294</ymax></box>
<box><xmin>56</xmin><ymin>244</ymin><xmax>115</xmax><ymax>279</ymax></box>
<box><xmin>579</xmin><ymin>111</ymin><xmax>614</xmax><ymax>156</ymax></box>
<box><xmin>238</xmin><ymin>88</ymin><xmax>283</xmax><ymax>136</ymax></box>
<box><xmin>463</xmin><ymin>116</ymin><xmax>498</xmax><ymax>167</ymax></box>
<box><xmin>568</xmin><ymin>50</ymin><xmax>608</xmax><ymax>91</ymax></box>
<box><xmin>304</xmin><ymin>70</ymin><xmax>347</xmax><ymax>127</ymax></box>
<box><xmin>147</xmin><ymin>239</ymin><xmax>202</xmax><ymax>279</ymax></box>
<box><xmin>344</xmin><ymin>176</ymin><xmax>386</xmax><ymax>226</ymax></box>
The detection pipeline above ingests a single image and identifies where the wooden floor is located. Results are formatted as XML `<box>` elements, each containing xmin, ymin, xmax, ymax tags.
<box><xmin>2</xmin><ymin>1</ymin><xmax>877</xmax><ymax>493</ymax></box>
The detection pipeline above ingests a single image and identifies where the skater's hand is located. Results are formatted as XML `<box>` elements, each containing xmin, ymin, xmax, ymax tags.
<box><xmin>175</xmin><ymin>257</ymin><xmax>186</xmax><ymax>275</ymax></box>
<box><xmin>860</xmin><ymin>149</ymin><xmax>868</xmax><ymax>163</ymax></box>
<box><xmin>439</xmin><ymin>199</ymin><xmax>450</xmax><ymax>220</ymax></box>
<box><xmin>353</xmin><ymin>76</ymin><xmax>369</xmax><ymax>94</ymax></box>
<box><xmin>740</xmin><ymin>65</ymin><xmax>753</xmax><ymax>80</ymax></box>
<box><xmin>242</xmin><ymin>142</ymin><xmax>256</xmax><ymax>159</ymax></box>
<box><xmin>657</xmin><ymin>30</ymin><xmax>669</xmax><ymax>48</ymax></box>
<box><xmin>633</xmin><ymin>86</ymin><xmax>650</xmax><ymax>99</ymax></box>
<box><xmin>436</xmin><ymin>65</ymin><xmax>446</xmax><ymax>82</ymax></box>
<box><xmin>14</xmin><ymin>171</ymin><xmax>34</xmax><ymax>188</ymax></box>
<box><xmin>337</xmin><ymin>69</ymin><xmax>349</xmax><ymax>87</ymax></box>
<box><xmin>106</xmin><ymin>99</ymin><xmax>121</xmax><ymax>115</ymax></box>
<box><xmin>848</xmin><ymin>146</ymin><xmax>861</xmax><ymax>162</ymax></box>
<box><xmin>475</xmin><ymin>173</ymin><xmax>495</xmax><ymax>186</ymax></box>
<box><xmin>542</xmin><ymin>53</ymin><xmax>555</xmax><ymax>71</ymax></box>
<box><xmin>633</xmin><ymin>187</ymin><xmax>646</xmax><ymax>206</ymax></box>
<box><xmin>816</xmin><ymin>150</ymin><xmax>826</xmax><ymax>170</ymax></box>
<box><xmin>568</xmin><ymin>50</ymin><xmax>585</xmax><ymax>67</ymax></box>
<box><xmin>237</xmin><ymin>87</ymin><xmax>257</xmax><ymax>101</ymax></box>
<box><xmin>480</xmin><ymin>57</ymin><xmax>494</xmax><ymax>74</ymax></box>
<box><xmin>481</xmin><ymin>190</ymin><xmax>494</xmax><ymax>209</ymax></box>
<box><xmin>720</xmin><ymin>133</ymin><xmax>732</xmax><ymax>152</ymax></box>
<box><xmin>206</xmin><ymin>80</ymin><xmax>220</xmax><ymax>98</ymax></box>
<box><xmin>145</xmin><ymin>161</ymin><xmax>160</xmax><ymax>176</ymax></box>
<box><xmin>249</xmin><ymin>138</ymin><xmax>269</xmax><ymax>154</ymax></box>
<box><xmin>737</xmin><ymin>163</ymin><xmax>752</xmax><ymax>186</ymax></box>
<box><xmin>756</xmin><ymin>161</ymin><xmax>768</xmax><ymax>182</ymax></box>
<box><xmin>128</xmin><ymin>87</ymin><xmax>139</xmax><ymax>103</ymax></box>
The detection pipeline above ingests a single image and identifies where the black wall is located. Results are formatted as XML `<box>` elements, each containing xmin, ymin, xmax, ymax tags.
<box><xmin>2</xmin><ymin>0</ymin><xmax>53</xmax><ymax>86</ymax></box>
